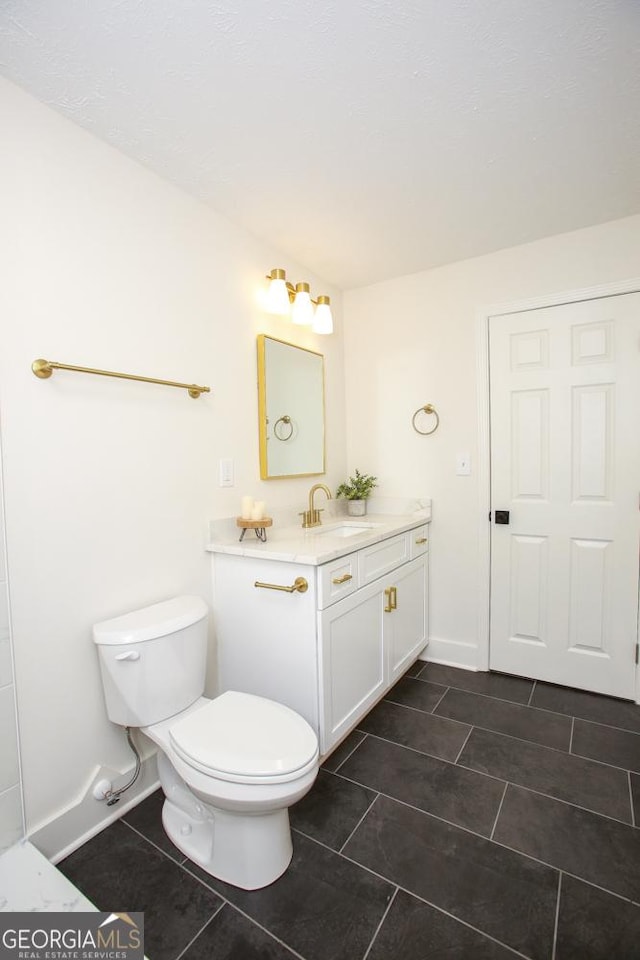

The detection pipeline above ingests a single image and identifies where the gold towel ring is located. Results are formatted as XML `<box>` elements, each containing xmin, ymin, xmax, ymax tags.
<box><xmin>274</xmin><ymin>415</ymin><xmax>294</xmax><ymax>441</ymax></box>
<box><xmin>412</xmin><ymin>404</ymin><xmax>440</xmax><ymax>435</ymax></box>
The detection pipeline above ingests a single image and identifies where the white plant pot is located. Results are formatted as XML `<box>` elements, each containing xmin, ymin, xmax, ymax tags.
<box><xmin>347</xmin><ymin>499</ymin><xmax>367</xmax><ymax>517</ymax></box>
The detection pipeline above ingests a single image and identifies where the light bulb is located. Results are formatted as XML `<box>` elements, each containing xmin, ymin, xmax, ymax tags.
<box><xmin>292</xmin><ymin>283</ymin><xmax>314</xmax><ymax>325</ymax></box>
<box><xmin>265</xmin><ymin>268</ymin><xmax>291</xmax><ymax>316</ymax></box>
<box><xmin>312</xmin><ymin>296</ymin><xmax>333</xmax><ymax>334</ymax></box>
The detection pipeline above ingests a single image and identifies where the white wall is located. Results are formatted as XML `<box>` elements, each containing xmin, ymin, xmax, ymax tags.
<box><xmin>0</xmin><ymin>424</ymin><xmax>24</xmax><ymax>852</ymax></box>
<box><xmin>0</xmin><ymin>78</ymin><xmax>346</xmax><ymax>857</ymax></box>
<box><xmin>343</xmin><ymin>214</ymin><xmax>640</xmax><ymax>666</ymax></box>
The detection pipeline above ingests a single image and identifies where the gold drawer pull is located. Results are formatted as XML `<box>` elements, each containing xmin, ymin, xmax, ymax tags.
<box><xmin>415</xmin><ymin>537</ymin><xmax>428</xmax><ymax>545</ymax></box>
<box><xmin>254</xmin><ymin>577</ymin><xmax>308</xmax><ymax>594</ymax></box>
<box><xmin>332</xmin><ymin>573</ymin><xmax>353</xmax><ymax>585</ymax></box>
<box><xmin>384</xmin><ymin>586</ymin><xmax>398</xmax><ymax>612</ymax></box>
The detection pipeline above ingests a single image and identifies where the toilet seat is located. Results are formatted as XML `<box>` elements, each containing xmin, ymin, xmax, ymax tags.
<box><xmin>168</xmin><ymin>691</ymin><xmax>319</xmax><ymax>785</ymax></box>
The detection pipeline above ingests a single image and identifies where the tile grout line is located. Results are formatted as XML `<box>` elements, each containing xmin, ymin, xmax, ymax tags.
<box><xmin>173</xmin><ymin>904</ymin><xmax>224</xmax><ymax>960</ymax></box>
<box><xmin>527</xmin><ymin>680</ymin><xmax>536</xmax><ymax>707</ymax></box>
<box><xmin>629</xmin><ymin>771</ymin><xmax>636</xmax><ymax>828</ymax></box>
<box><xmin>306</xmin><ymin>814</ymin><xmax>639</xmax><ymax>912</ymax></box>
<box><xmin>428</xmin><ymin>684</ymin><xmax>451</xmax><ymax>714</ymax></box>
<box><xmin>568</xmin><ymin>716</ymin><xmax>575</xmax><ymax>754</ymax></box>
<box><xmin>380</xmin><ymin>693</ymin><xmax>469</xmax><ymax>728</ymax></box>
<box><xmin>431</xmin><ymin>680</ymin><xmax>640</xmax><ymax>737</ymax></box>
<box><xmin>562</xmin><ymin>714</ymin><xmax>640</xmax><ymax>738</ymax></box>
<box><xmin>330</xmin><ymin>732</ymin><xmax>369</xmax><ymax>774</ymax></box>
<box><xmin>550</xmin><ymin>873</ymin><xmax>563</xmax><ymax>960</ymax></box>
<box><xmin>346</xmin><ymin>729</ymin><xmax>504</xmax><ymax>782</ymax></box>
<box><xmin>291</xmin><ymin>826</ymin><xmax>538</xmax><ymax>960</ymax></box>
<box><xmin>325</xmin><ymin>767</ymin><xmax>638</xmax><ymax>891</ymax></box>
<box><xmin>343</xmin><ymin>726</ymin><xmax>640</xmax><ymax>822</ymax></box>
<box><xmin>173</xmin><ymin>867</ymin><xmax>308</xmax><ymax>960</ymax></box>
<box><xmin>453</xmin><ymin>724</ymin><xmax>474</xmax><ymax>764</ymax></box>
<box><xmin>405</xmin><ymin>664</ymin><xmax>640</xmax><ymax>734</ymax></box>
<box><xmin>360</xmin><ymin>887</ymin><xmax>399</xmax><ymax>960</ymax></box>
<box><xmin>490</xmin><ymin>782</ymin><xmax>510</xmax><ymax>841</ymax></box>
<box><xmin>421</xmin><ymin>674</ymin><xmax>540</xmax><ymax>711</ymax></box>
<box><xmin>457</xmin><ymin>719</ymin><xmax>640</xmax><ymax>771</ymax></box>
<box><xmin>339</xmin><ymin>792</ymin><xmax>381</xmax><ymax>854</ymax></box>
<box><xmin>120</xmin><ymin>818</ymin><xmax>188</xmax><ymax>868</ymax></box>
<box><xmin>413</xmin><ymin>660</ymin><xmax>428</xmax><ymax>679</ymax></box>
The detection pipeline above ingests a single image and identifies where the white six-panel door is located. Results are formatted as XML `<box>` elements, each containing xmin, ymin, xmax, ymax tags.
<box><xmin>489</xmin><ymin>293</ymin><xmax>640</xmax><ymax>699</ymax></box>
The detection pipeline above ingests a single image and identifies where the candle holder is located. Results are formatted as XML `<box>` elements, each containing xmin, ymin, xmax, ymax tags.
<box><xmin>236</xmin><ymin>517</ymin><xmax>273</xmax><ymax>543</ymax></box>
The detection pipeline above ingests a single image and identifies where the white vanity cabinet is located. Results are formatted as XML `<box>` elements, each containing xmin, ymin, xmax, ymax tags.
<box><xmin>211</xmin><ymin>523</ymin><xmax>429</xmax><ymax>756</ymax></box>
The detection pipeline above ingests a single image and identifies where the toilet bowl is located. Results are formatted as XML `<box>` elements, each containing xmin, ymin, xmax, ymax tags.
<box><xmin>144</xmin><ymin>692</ymin><xmax>318</xmax><ymax>888</ymax></box>
<box><xmin>93</xmin><ymin>596</ymin><xmax>319</xmax><ymax>889</ymax></box>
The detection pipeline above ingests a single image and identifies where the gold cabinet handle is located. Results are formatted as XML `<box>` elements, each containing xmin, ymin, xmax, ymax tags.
<box><xmin>384</xmin><ymin>587</ymin><xmax>393</xmax><ymax>613</ymax></box>
<box><xmin>254</xmin><ymin>577</ymin><xmax>308</xmax><ymax>594</ymax></box>
<box><xmin>390</xmin><ymin>586</ymin><xmax>397</xmax><ymax>610</ymax></box>
<box><xmin>415</xmin><ymin>537</ymin><xmax>428</xmax><ymax>545</ymax></box>
<box><xmin>332</xmin><ymin>573</ymin><xmax>353</xmax><ymax>585</ymax></box>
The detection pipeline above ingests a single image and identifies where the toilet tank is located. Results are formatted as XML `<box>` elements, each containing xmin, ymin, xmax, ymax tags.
<box><xmin>93</xmin><ymin>595</ymin><xmax>208</xmax><ymax>727</ymax></box>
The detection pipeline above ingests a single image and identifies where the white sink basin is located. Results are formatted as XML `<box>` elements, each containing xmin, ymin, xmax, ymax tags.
<box><xmin>316</xmin><ymin>522</ymin><xmax>379</xmax><ymax>538</ymax></box>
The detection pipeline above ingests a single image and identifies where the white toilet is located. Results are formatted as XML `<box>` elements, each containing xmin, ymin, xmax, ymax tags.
<box><xmin>93</xmin><ymin>595</ymin><xmax>319</xmax><ymax>890</ymax></box>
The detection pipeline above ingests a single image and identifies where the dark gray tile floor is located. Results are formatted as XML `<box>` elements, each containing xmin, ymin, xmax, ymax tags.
<box><xmin>59</xmin><ymin>662</ymin><xmax>640</xmax><ymax>959</ymax></box>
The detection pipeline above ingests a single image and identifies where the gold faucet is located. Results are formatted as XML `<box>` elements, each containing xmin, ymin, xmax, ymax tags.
<box><xmin>300</xmin><ymin>483</ymin><xmax>332</xmax><ymax>528</ymax></box>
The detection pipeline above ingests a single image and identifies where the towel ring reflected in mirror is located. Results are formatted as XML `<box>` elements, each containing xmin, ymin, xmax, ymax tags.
<box><xmin>274</xmin><ymin>415</ymin><xmax>294</xmax><ymax>441</ymax></box>
<box><xmin>412</xmin><ymin>403</ymin><xmax>440</xmax><ymax>435</ymax></box>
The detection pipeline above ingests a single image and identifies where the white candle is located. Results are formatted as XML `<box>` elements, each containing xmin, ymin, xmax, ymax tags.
<box><xmin>241</xmin><ymin>496</ymin><xmax>254</xmax><ymax>519</ymax></box>
<box><xmin>251</xmin><ymin>501</ymin><xmax>265</xmax><ymax>521</ymax></box>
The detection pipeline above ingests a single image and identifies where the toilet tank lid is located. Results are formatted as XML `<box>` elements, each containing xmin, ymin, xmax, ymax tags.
<box><xmin>93</xmin><ymin>595</ymin><xmax>208</xmax><ymax>645</ymax></box>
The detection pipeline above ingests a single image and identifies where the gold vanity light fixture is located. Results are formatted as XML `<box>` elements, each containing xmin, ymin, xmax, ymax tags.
<box><xmin>265</xmin><ymin>268</ymin><xmax>333</xmax><ymax>335</ymax></box>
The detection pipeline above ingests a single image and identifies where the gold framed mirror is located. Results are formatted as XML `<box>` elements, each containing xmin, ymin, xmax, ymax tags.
<box><xmin>257</xmin><ymin>335</ymin><xmax>325</xmax><ymax>480</ymax></box>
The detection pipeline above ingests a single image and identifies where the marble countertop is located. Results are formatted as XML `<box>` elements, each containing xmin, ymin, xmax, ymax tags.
<box><xmin>0</xmin><ymin>840</ymin><xmax>96</xmax><ymax>912</ymax></box>
<box><xmin>206</xmin><ymin>509</ymin><xmax>431</xmax><ymax>566</ymax></box>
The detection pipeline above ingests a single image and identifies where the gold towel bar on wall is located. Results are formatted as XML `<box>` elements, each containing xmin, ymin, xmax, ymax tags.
<box><xmin>412</xmin><ymin>403</ymin><xmax>440</xmax><ymax>435</ymax></box>
<box><xmin>31</xmin><ymin>358</ymin><xmax>210</xmax><ymax>399</ymax></box>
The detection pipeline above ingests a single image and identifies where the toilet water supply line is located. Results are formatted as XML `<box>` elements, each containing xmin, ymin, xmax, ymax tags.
<box><xmin>104</xmin><ymin>727</ymin><xmax>142</xmax><ymax>806</ymax></box>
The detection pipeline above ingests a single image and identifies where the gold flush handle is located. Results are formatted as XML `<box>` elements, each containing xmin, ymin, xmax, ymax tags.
<box><xmin>415</xmin><ymin>537</ymin><xmax>428</xmax><ymax>545</ymax></box>
<box><xmin>254</xmin><ymin>577</ymin><xmax>309</xmax><ymax>594</ymax></box>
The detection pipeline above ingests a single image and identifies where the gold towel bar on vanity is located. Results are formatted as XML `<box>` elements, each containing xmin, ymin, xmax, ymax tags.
<box><xmin>32</xmin><ymin>358</ymin><xmax>210</xmax><ymax>399</ymax></box>
<box><xmin>412</xmin><ymin>403</ymin><xmax>440</xmax><ymax>435</ymax></box>
<box><xmin>254</xmin><ymin>577</ymin><xmax>309</xmax><ymax>594</ymax></box>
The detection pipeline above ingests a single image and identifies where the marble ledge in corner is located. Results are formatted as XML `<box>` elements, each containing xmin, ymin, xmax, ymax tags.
<box><xmin>0</xmin><ymin>840</ymin><xmax>97</xmax><ymax>912</ymax></box>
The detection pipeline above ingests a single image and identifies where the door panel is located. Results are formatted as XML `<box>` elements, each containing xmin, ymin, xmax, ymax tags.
<box><xmin>489</xmin><ymin>293</ymin><xmax>640</xmax><ymax>699</ymax></box>
<box><xmin>388</xmin><ymin>557</ymin><xmax>428</xmax><ymax>682</ymax></box>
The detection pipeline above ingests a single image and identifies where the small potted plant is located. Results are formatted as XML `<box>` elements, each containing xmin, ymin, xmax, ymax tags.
<box><xmin>336</xmin><ymin>469</ymin><xmax>378</xmax><ymax>516</ymax></box>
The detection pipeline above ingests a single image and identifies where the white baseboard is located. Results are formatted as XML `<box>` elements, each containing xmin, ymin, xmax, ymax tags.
<box><xmin>418</xmin><ymin>635</ymin><xmax>481</xmax><ymax>671</ymax></box>
<box><xmin>29</xmin><ymin>753</ymin><xmax>160</xmax><ymax>864</ymax></box>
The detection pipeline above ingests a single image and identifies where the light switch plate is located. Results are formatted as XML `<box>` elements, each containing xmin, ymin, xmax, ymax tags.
<box><xmin>456</xmin><ymin>453</ymin><xmax>471</xmax><ymax>476</ymax></box>
<box><xmin>219</xmin><ymin>458</ymin><xmax>234</xmax><ymax>487</ymax></box>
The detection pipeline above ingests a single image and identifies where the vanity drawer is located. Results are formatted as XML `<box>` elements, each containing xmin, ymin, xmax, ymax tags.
<box><xmin>410</xmin><ymin>525</ymin><xmax>430</xmax><ymax>559</ymax></box>
<box><xmin>317</xmin><ymin>555</ymin><xmax>358</xmax><ymax>609</ymax></box>
<box><xmin>358</xmin><ymin>533</ymin><xmax>410</xmax><ymax>587</ymax></box>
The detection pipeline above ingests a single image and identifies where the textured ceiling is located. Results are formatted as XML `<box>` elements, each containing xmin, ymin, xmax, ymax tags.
<box><xmin>1</xmin><ymin>0</ymin><xmax>639</xmax><ymax>289</ymax></box>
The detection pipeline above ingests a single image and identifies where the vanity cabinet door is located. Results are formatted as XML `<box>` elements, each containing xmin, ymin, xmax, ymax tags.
<box><xmin>214</xmin><ymin>554</ymin><xmax>319</xmax><ymax>731</ymax></box>
<box><xmin>318</xmin><ymin>578</ymin><xmax>386</xmax><ymax>753</ymax></box>
<box><xmin>387</xmin><ymin>556</ymin><xmax>428</xmax><ymax>682</ymax></box>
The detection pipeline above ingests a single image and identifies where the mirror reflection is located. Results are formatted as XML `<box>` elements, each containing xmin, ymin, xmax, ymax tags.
<box><xmin>257</xmin><ymin>335</ymin><xmax>325</xmax><ymax>479</ymax></box>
